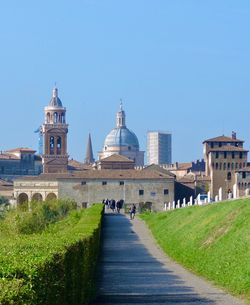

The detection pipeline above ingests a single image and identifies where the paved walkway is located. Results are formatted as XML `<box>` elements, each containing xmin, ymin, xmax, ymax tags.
<box><xmin>93</xmin><ymin>212</ymin><xmax>245</xmax><ymax>305</ymax></box>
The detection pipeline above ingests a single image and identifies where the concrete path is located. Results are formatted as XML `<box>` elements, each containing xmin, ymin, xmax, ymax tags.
<box><xmin>93</xmin><ymin>212</ymin><xmax>245</xmax><ymax>305</ymax></box>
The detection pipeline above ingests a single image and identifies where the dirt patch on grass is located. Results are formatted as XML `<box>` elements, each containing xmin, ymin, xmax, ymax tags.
<box><xmin>201</xmin><ymin>208</ymin><xmax>242</xmax><ymax>248</ymax></box>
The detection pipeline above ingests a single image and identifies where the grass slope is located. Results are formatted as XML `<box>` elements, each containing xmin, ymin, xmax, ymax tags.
<box><xmin>141</xmin><ymin>199</ymin><xmax>250</xmax><ymax>303</ymax></box>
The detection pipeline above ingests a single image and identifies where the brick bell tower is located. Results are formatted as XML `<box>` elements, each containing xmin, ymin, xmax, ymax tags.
<box><xmin>42</xmin><ymin>87</ymin><xmax>68</xmax><ymax>173</ymax></box>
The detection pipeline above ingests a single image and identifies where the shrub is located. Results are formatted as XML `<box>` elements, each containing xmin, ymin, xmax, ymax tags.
<box><xmin>0</xmin><ymin>203</ymin><xmax>104</xmax><ymax>305</ymax></box>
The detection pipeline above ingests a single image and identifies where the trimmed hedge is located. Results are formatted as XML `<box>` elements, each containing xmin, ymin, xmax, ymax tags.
<box><xmin>0</xmin><ymin>203</ymin><xmax>104</xmax><ymax>305</ymax></box>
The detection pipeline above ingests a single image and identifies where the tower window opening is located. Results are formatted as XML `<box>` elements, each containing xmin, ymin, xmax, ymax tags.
<box><xmin>46</xmin><ymin>112</ymin><xmax>50</xmax><ymax>123</ymax></box>
<box><xmin>227</xmin><ymin>172</ymin><xmax>231</xmax><ymax>180</ymax></box>
<box><xmin>54</xmin><ymin>112</ymin><xmax>58</xmax><ymax>123</ymax></box>
<box><xmin>57</xmin><ymin>137</ymin><xmax>62</xmax><ymax>155</ymax></box>
<box><xmin>50</xmin><ymin>136</ymin><xmax>55</xmax><ymax>155</ymax></box>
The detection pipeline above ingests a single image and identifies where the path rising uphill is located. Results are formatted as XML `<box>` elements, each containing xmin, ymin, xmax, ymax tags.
<box><xmin>93</xmin><ymin>212</ymin><xmax>244</xmax><ymax>305</ymax></box>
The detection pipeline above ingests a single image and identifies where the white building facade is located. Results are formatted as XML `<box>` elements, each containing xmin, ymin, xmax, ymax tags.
<box><xmin>147</xmin><ymin>131</ymin><xmax>172</xmax><ymax>165</ymax></box>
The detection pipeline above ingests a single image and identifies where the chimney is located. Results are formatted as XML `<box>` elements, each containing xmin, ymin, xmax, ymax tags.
<box><xmin>232</xmin><ymin>131</ymin><xmax>236</xmax><ymax>140</ymax></box>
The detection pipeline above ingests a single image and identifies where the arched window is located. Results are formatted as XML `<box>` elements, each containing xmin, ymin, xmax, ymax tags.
<box><xmin>46</xmin><ymin>112</ymin><xmax>50</xmax><ymax>123</ymax></box>
<box><xmin>50</xmin><ymin>136</ymin><xmax>54</xmax><ymax>154</ymax></box>
<box><xmin>53</xmin><ymin>112</ymin><xmax>58</xmax><ymax>123</ymax></box>
<box><xmin>61</xmin><ymin>113</ymin><xmax>65</xmax><ymax>123</ymax></box>
<box><xmin>57</xmin><ymin>136</ymin><xmax>62</xmax><ymax>155</ymax></box>
<box><xmin>18</xmin><ymin>193</ymin><xmax>29</xmax><ymax>204</ymax></box>
<box><xmin>227</xmin><ymin>172</ymin><xmax>231</xmax><ymax>180</ymax></box>
<box><xmin>32</xmin><ymin>193</ymin><xmax>43</xmax><ymax>202</ymax></box>
<box><xmin>239</xmin><ymin>163</ymin><xmax>242</xmax><ymax>169</ymax></box>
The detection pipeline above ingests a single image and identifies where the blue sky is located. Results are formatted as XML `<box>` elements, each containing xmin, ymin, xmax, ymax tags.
<box><xmin>0</xmin><ymin>1</ymin><xmax>250</xmax><ymax>163</ymax></box>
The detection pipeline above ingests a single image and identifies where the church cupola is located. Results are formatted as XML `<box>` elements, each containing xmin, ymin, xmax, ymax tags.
<box><xmin>42</xmin><ymin>87</ymin><xmax>68</xmax><ymax>173</ymax></box>
<box><xmin>116</xmin><ymin>101</ymin><xmax>126</xmax><ymax>128</ymax></box>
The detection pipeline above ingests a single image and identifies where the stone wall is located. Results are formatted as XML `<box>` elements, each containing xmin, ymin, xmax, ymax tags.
<box><xmin>58</xmin><ymin>178</ymin><xmax>174</xmax><ymax>211</ymax></box>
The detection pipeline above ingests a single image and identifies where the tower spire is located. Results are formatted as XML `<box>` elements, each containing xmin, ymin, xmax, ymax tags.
<box><xmin>84</xmin><ymin>133</ymin><xmax>95</xmax><ymax>164</ymax></box>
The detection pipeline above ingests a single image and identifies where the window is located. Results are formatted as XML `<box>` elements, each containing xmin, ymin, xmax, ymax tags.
<box><xmin>215</xmin><ymin>152</ymin><xmax>219</xmax><ymax>158</ymax></box>
<box><xmin>219</xmin><ymin>142</ymin><xmax>222</xmax><ymax>147</ymax></box>
<box><xmin>227</xmin><ymin>163</ymin><xmax>230</xmax><ymax>170</ymax></box>
<box><xmin>215</xmin><ymin>163</ymin><xmax>218</xmax><ymax>170</ymax></box>
<box><xmin>50</xmin><ymin>136</ymin><xmax>54</xmax><ymax>154</ymax></box>
<box><xmin>231</xmin><ymin>163</ymin><xmax>234</xmax><ymax>170</ymax></box>
<box><xmin>242</xmin><ymin>172</ymin><xmax>246</xmax><ymax>179</ymax></box>
<box><xmin>232</xmin><ymin>152</ymin><xmax>235</xmax><ymax>159</ymax></box>
<box><xmin>240</xmin><ymin>152</ymin><xmax>243</xmax><ymax>159</ymax></box>
<box><xmin>81</xmin><ymin>181</ymin><xmax>86</xmax><ymax>185</ymax></box>
<box><xmin>227</xmin><ymin>172</ymin><xmax>231</xmax><ymax>180</ymax></box>
<box><xmin>119</xmin><ymin>181</ymin><xmax>124</xmax><ymax>185</ymax></box>
<box><xmin>223</xmin><ymin>163</ymin><xmax>226</xmax><ymax>170</ymax></box>
<box><xmin>239</xmin><ymin>163</ymin><xmax>242</xmax><ymax>169</ymax></box>
<box><xmin>211</xmin><ymin>142</ymin><xmax>214</xmax><ymax>148</ymax></box>
<box><xmin>164</xmin><ymin>189</ymin><xmax>169</xmax><ymax>195</ymax></box>
<box><xmin>224</xmin><ymin>152</ymin><xmax>227</xmax><ymax>158</ymax></box>
<box><xmin>235</xmin><ymin>163</ymin><xmax>238</xmax><ymax>169</ymax></box>
<box><xmin>139</xmin><ymin>189</ymin><xmax>144</xmax><ymax>196</ymax></box>
<box><xmin>57</xmin><ymin>136</ymin><xmax>62</xmax><ymax>155</ymax></box>
<box><xmin>102</xmin><ymin>181</ymin><xmax>107</xmax><ymax>185</ymax></box>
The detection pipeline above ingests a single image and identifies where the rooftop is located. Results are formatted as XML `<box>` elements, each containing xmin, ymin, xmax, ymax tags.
<box><xmin>203</xmin><ymin>135</ymin><xmax>244</xmax><ymax>143</ymax></box>
<box><xmin>16</xmin><ymin>168</ymin><xmax>175</xmax><ymax>182</ymax></box>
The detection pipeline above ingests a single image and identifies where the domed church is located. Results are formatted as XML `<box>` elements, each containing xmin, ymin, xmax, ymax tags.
<box><xmin>98</xmin><ymin>103</ymin><xmax>144</xmax><ymax>166</ymax></box>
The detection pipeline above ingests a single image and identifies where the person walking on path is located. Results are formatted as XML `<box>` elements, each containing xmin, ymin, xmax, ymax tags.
<box><xmin>129</xmin><ymin>204</ymin><xmax>136</xmax><ymax>219</ymax></box>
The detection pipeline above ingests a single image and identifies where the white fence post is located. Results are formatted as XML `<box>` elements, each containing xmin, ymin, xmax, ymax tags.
<box><xmin>207</xmin><ymin>191</ymin><xmax>211</xmax><ymax>203</ymax></box>
<box><xmin>218</xmin><ymin>187</ymin><xmax>222</xmax><ymax>201</ymax></box>
<box><xmin>233</xmin><ymin>184</ymin><xmax>237</xmax><ymax>199</ymax></box>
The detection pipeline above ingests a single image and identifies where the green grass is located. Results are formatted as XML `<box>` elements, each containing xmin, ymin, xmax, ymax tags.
<box><xmin>141</xmin><ymin>199</ymin><xmax>250</xmax><ymax>303</ymax></box>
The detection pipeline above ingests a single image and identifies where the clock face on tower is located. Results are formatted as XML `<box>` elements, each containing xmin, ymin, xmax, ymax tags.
<box><xmin>42</xmin><ymin>88</ymin><xmax>68</xmax><ymax>173</ymax></box>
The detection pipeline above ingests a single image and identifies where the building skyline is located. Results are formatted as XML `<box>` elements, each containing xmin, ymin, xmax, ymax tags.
<box><xmin>147</xmin><ymin>131</ymin><xmax>172</xmax><ymax>165</ymax></box>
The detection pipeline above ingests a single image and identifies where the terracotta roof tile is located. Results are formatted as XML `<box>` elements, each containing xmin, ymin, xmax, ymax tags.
<box><xmin>6</xmin><ymin>147</ymin><xmax>36</xmax><ymax>153</ymax></box>
<box><xmin>0</xmin><ymin>153</ymin><xmax>20</xmax><ymax>160</ymax></box>
<box><xmin>16</xmin><ymin>169</ymin><xmax>175</xmax><ymax>181</ymax></box>
<box><xmin>203</xmin><ymin>135</ymin><xmax>244</xmax><ymax>143</ymax></box>
<box><xmin>177</xmin><ymin>162</ymin><xmax>192</xmax><ymax>170</ymax></box>
<box><xmin>99</xmin><ymin>154</ymin><xmax>134</xmax><ymax>163</ymax></box>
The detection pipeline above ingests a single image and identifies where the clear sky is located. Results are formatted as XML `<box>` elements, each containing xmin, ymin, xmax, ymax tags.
<box><xmin>0</xmin><ymin>1</ymin><xmax>250</xmax><ymax>163</ymax></box>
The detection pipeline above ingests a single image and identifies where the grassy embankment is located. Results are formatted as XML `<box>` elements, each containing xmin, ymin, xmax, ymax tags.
<box><xmin>141</xmin><ymin>199</ymin><xmax>250</xmax><ymax>303</ymax></box>
<box><xmin>0</xmin><ymin>200</ymin><xmax>104</xmax><ymax>305</ymax></box>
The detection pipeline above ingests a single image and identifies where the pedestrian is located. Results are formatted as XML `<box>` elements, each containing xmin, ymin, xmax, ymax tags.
<box><xmin>130</xmin><ymin>204</ymin><xmax>136</xmax><ymax>219</ymax></box>
<box><xmin>116</xmin><ymin>200</ymin><xmax>121</xmax><ymax>213</ymax></box>
<box><xmin>105</xmin><ymin>198</ymin><xmax>109</xmax><ymax>212</ymax></box>
<box><xmin>110</xmin><ymin>199</ymin><xmax>115</xmax><ymax>212</ymax></box>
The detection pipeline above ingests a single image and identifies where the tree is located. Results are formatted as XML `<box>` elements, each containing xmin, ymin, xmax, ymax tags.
<box><xmin>0</xmin><ymin>196</ymin><xmax>9</xmax><ymax>206</ymax></box>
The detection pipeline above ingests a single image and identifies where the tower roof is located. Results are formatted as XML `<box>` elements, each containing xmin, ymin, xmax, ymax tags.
<box><xmin>49</xmin><ymin>87</ymin><xmax>63</xmax><ymax>107</ymax></box>
<box><xmin>84</xmin><ymin>133</ymin><xmax>95</xmax><ymax>164</ymax></box>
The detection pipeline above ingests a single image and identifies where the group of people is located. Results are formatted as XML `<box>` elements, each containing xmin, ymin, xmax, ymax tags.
<box><xmin>102</xmin><ymin>198</ymin><xmax>124</xmax><ymax>213</ymax></box>
<box><xmin>102</xmin><ymin>199</ymin><xmax>137</xmax><ymax>219</ymax></box>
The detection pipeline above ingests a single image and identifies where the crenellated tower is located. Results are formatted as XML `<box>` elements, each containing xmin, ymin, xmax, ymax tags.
<box><xmin>42</xmin><ymin>87</ymin><xmax>68</xmax><ymax>173</ymax></box>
